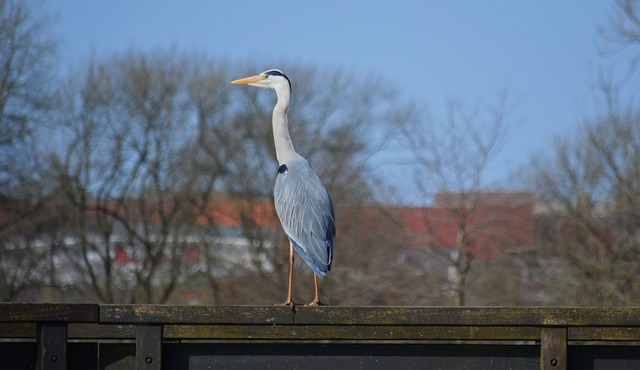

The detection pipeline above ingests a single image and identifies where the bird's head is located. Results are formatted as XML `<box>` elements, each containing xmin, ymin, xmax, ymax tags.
<box><xmin>230</xmin><ymin>69</ymin><xmax>291</xmax><ymax>91</ymax></box>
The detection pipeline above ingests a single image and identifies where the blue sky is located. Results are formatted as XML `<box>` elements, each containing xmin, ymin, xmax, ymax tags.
<box><xmin>45</xmin><ymin>1</ymin><xmax>638</xmax><ymax>198</ymax></box>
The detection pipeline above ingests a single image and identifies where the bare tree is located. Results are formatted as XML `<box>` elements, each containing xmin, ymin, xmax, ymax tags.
<box><xmin>0</xmin><ymin>0</ymin><xmax>55</xmax><ymax>186</ymax></box>
<box><xmin>53</xmin><ymin>51</ymin><xmax>210</xmax><ymax>303</ymax></box>
<box><xmin>523</xmin><ymin>0</ymin><xmax>640</xmax><ymax>307</ymax></box>
<box><xmin>530</xmin><ymin>90</ymin><xmax>640</xmax><ymax>306</ymax></box>
<box><xmin>0</xmin><ymin>0</ymin><xmax>58</xmax><ymax>301</ymax></box>
<box><xmin>399</xmin><ymin>95</ymin><xmax>518</xmax><ymax>306</ymax></box>
<box><xmin>0</xmin><ymin>199</ymin><xmax>55</xmax><ymax>301</ymax></box>
<box><xmin>599</xmin><ymin>0</ymin><xmax>640</xmax><ymax>78</ymax></box>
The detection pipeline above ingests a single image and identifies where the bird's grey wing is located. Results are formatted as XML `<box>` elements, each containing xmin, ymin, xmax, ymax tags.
<box><xmin>274</xmin><ymin>161</ymin><xmax>335</xmax><ymax>278</ymax></box>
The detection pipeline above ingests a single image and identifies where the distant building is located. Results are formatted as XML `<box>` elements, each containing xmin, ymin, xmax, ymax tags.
<box><xmin>0</xmin><ymin>192</ymin><xmax>535</xmax><ymax>304</ymax></box>
<box><xmin>395</xmin><ymin>192</ymin><xmax>534</xmax><ymax>259</ymax></box>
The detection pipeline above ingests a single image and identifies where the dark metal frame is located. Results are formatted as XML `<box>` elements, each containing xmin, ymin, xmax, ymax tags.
<box><xmin>1</xmin><ymin>304</ymin><xmax>640</xmax><ymax>369</ymax></box>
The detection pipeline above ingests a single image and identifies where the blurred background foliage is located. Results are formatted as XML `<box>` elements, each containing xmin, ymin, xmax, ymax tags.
<box><xmin>1</xmin><ymin>0</ymin><xmax>639</xmax><ymax>306</ymax></box>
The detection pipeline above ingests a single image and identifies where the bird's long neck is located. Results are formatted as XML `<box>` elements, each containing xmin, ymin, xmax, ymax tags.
<box><xmin>272</xmin><ymin>85</ymin><xmax>297</xmax><ymax>164</ymax></box>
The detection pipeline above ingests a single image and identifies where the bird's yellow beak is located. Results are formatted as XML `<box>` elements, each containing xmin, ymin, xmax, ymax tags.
<box><xmin>230</xmin><ymin>75</ymin><xmax>263</xmax><ymax>85</ymax></box>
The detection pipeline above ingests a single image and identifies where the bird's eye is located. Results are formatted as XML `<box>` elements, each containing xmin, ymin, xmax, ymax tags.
<box><xmin>262</xmin><ymin>75</ymin><xmax>269</xmax><ymax>79</ymax></box>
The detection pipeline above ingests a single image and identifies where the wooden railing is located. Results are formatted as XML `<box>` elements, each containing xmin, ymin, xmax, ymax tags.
<box><xmin>1</xmin><ymin>304</ymin><xmax>640</xmax><ymax>369</ymax></box>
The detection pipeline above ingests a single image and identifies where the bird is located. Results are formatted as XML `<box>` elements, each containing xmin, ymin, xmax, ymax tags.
<box><xmin>230</xmin><ymin>69</ymin><xmax>335</xmax><ymax>307</ymax></box>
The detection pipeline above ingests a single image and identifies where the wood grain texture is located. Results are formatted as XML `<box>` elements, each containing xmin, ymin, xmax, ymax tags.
<box><xmin>0</xmin><ymin>303</ymin><xmax>98</xmax><ymax>322</ymax></box>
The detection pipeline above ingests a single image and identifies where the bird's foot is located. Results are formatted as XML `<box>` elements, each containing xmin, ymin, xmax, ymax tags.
<box><xmin>275</xmin><ymin>299</ymin><xmax>296</xmax><ymax>311</ymax></box>
<box><xmin>306</xmin><ymin>299</ymin><xmax>326</xmax><ymax>307</ymax></box>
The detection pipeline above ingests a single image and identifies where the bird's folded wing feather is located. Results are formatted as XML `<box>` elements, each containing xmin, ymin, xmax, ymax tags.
<box><xmin>274</xmin><ymin>160</ymin><xmax>335</xmax><ymax>277</ymax></box>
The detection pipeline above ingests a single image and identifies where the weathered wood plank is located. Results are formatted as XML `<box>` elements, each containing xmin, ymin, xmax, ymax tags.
<box><xmin>0</xmin><ymin>303</ymin><xmax>98</xmax><ymax>322</ymax></box>
<box><xmin>0</xmin><ymin>322</ymin><xmax>36</xmax><ymax>338</ymax></box>
<box><xmin>68</xmin><ymin>323</ymin><xmax>136</xmax><ymax>339</ymax></box>
<box><xmin>2</xmin><ymin>304</ymin><xmax>640</xmax><ymax>328</ymax></box>
<box><xmin>569</xmin><ymin>326</ymin><xmax>640</xmax><ymax>341</ymax></box>
<box><xmin>99</xmin><ymin>306</ymin><xmax>640</xmax><ymax>326</ymax></box>
<box><xmin>100</xmin><ymin>305</ymin><xmax>295</xmax><ymax>324</ymax></box>
<box><xmin>33</xmin><ymin>321</ymin><xmax>640</xmax><ymax>342</ymax></box>
<box><xmin>163</xmin><ymin>324</ymin><xmax>541</xmax><ymax>341</ymax></box>
<box><xmin>292</xmin><ymin>306</ymin><xmax>640</xmax><ymax>326</ymax></box>
<box><xmin>3</xmin><ymin>305</ymin><xmax>640</xmax><ymax>342</ymax></box>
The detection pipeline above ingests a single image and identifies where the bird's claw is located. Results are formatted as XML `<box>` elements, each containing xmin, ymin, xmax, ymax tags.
<box><xmin>276</xmin><ymin>300</ymin><xmax>297</xmax><ymax>311</ymax></box>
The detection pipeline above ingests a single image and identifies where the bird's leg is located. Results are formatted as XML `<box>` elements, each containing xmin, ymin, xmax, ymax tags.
<box><xmin>307</xmin><ymin>273</ymin><xmax>324</xmax><ymax>306</ymax></box>
<box><xmin>278</xmin><ymin>240</ymin><xmax>295</xmax><ymax>307</ymax></box>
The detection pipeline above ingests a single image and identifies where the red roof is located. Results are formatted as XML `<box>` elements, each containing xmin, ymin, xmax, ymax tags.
<box><xmin>194</xmin><ymin>198</ymin><xmax>279</xmax><ymax>228</ymax></box>
<box><xmin>396</xmin><ymin>193</ymin><xmax>534</xmax><ymax>260</ymax></box>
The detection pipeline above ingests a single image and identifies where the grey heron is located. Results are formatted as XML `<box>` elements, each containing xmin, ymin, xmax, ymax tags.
<box><xmin>230</xmin><ymin>69</ymin><xmax>335</xmax><ymax>306</ymax></box>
